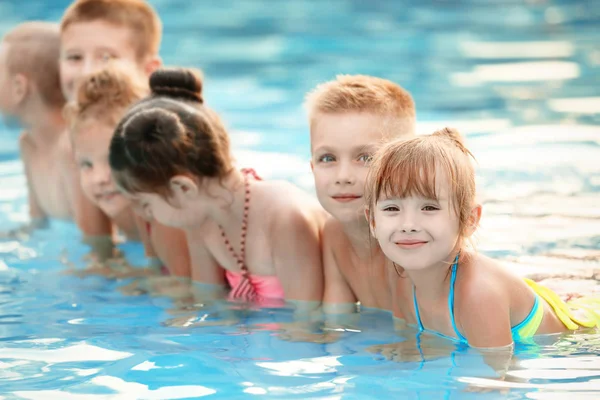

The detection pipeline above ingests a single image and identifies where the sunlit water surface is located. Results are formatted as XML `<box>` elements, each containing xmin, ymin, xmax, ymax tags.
<box><xmin>1</xmin><ymin>0</ymin><xmax>600</xmax><ymax>398</ymax></box>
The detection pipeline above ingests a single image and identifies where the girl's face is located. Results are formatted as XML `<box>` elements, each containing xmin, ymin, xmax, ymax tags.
<box><xmin>73</xmin><ymin>120</ymin><xmax>131</xmax><ymax>219</ymax></box>
<box><xmin>371</xmin><ymin>171</ymin><xmax>463</xmax><ymax>271</ymax></box>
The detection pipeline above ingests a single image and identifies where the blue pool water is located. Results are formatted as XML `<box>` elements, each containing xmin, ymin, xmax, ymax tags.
<box><xmin>1</xmin><ymin>0</ymin><xmax>600</xmax><ymax>398</ymax></box>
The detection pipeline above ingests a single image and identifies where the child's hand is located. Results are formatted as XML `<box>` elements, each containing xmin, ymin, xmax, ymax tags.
<box><xmin>367</xmin><ymin>337</ymin><xmax>455</xmax><ymax>363</ymax></box>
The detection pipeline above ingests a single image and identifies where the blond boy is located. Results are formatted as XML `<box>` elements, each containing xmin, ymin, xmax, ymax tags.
<box><xmin>307</xmin><ymin>75</ymin><xmax>416</xmax><ymax>314</ymax></box>
<box><xmin>0</xmin><ymin>22</ymin><xmax>71</xmax><ymax>230</ymax></box>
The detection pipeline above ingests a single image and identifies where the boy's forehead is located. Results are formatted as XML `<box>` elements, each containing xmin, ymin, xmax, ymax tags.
<box><xmin>61</xmin><ymin>20</ymin><xmax>135</xmax><ymax>50</ymax></box>
<box><xmin>310</xmin><ymin>111</ymin><xmax>387</xmax><ymax>148</ymax></box>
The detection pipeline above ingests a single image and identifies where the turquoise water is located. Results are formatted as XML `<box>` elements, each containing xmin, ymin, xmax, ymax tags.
<box><xmin>1</xmin><ymin>0</ymin><xmax>600</xmax><ymax>398</ymax></box>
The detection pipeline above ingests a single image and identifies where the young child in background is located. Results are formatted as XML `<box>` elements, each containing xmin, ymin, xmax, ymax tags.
<box><xmin>65</xmin><ymin>64</ymin><xmax>190</xmax><ymax>285</ymax></box>
<box><xmin>0</xmin><ymin>22</ymin><xmax>71</xmax><ymax>233</ymax></box>
<box><xmin>60</xmin><ymin>0</ymin><xmax>162</xmax><ymax>102</ymax></box>
<box><xmin>58</xmin><ymin>0</ymin><xmax>163</xmax><ymax>258</ymax></box>
<box><xmin>307</xmin><ymin>75</ymin><xmax>416</xmax><ymax>314</ymax></box>
<box><xmin>108</xmin><ymin>68</ymin><xmax>327</xmax><ymax>310</ymax></box>
<box><xmin>365</xmin><ymin>127</ymin><xmax>600</xmax><ymax>349</ymax></box>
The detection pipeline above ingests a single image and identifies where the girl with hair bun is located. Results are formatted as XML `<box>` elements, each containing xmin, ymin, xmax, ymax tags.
<box><xmin>109</xmin><ymin>67</ymin><xmax>327</xmax><ymax>307</ymax></box>
<box><xmin>66</xmin><ymin>62</ymin><xmax>190</xmax><ymax>281</ymax></box>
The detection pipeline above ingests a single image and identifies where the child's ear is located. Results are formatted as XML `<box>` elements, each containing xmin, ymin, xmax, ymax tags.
<box><xmin>144</xmin><ymin>55</ymin><xmax>162</xmax><ymax>76</ymax></box>
<box><xmin>465</xmin><ymin>204</ymin><xmax>482</xmax><ymax>236</ymax></box>
<box><xmin>11</xmin><ymin>74</ymin><xmax>28</xmax><ymax>106</ymax></box>
<box><xmin>309</xmin><ymin>159</ymin><xmax>314</xmax><ymax>172</ymax></box>
<box><xmin>364</xmin><ymin>207</ymin><xmax>377</xmax><ymax>239</ymax></box>
<box><xmin>169</xmin><ymin>175</ymin><xmax>198</xmax><ymax>202</ymax></box>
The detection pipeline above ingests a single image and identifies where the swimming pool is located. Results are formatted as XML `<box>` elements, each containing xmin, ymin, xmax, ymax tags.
<box><xmin>1</xmin><ymin>0</ymin><xmax>600</xmax><ymax>398</ymax></box>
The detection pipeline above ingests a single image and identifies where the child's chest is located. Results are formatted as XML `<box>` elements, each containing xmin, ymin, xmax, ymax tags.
<box><xmin>337</xmin><ymin>248</ymin><xmax>392</xmax><ymax>311</ymax></box>
<box><xmin>393</xmin><ymin>279</ymin><xmax>459</xmax><ymax>339</ymax></box>
<box><xmin>29</xmin><ymin>152</ymin><xmax>72</xmax><ymax>219</ymax></box>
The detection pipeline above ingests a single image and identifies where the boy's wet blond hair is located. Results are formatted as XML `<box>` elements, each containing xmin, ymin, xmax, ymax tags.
<box><xmin>64</xmin><ymin>62</ymin><xmax>148</xmax><ymax>132</ymax></box>
<box><xmin>305</xmin><ymin>74</ymin><xmax>416</xmax><ymax>136</ymax></box>
<box><xmin>2</xmin><ymin>22</ymin><xmax>65</xmax><ymax>108</ymax></box>
<box><xmin>365</xmin><ymin>127</ymin><xmax>477</xmax><ymax>243</ymax></box>
<box><xmin>60</xmin><ymin>0</ymin><xmax>162</xmax><ymax>61</ymax></box>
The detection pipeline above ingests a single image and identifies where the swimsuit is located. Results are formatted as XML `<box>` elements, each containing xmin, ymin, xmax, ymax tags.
<box><xmin>224</xmin><ymin>168</ymin><xmax>285</xmax><ymax>302</ymax></box>
<box><xmin>412</xmin><ymin>254</ymin><xmax>600</xmax><ymax>344</ymax></box>
<box><xmin>225</xmin><ymin>270</ymin><xmax>285</xmax><ymax>300</ymax></box>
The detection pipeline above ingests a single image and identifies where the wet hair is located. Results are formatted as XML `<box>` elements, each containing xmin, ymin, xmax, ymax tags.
<box><xmin>60</xmin><ymin>0</ymin><xmax>162</xmax><ymax>61</ymax></box>
<box><xmin>365</xmin><ymin>127</ymin><xmax>477</xmax><ymax>244</ymax></box>
<box><xmin>109</xmin><ymin>67</ymin><xmax>234</xmax><ymax>196</ymax></box>
<box><xmin>305</xmin><ymin>74</ymin><xmax>416</xmax><ymax>137</ymax></box>
<box><xmin>64</xmin><ymin>62</ymin><xmax>148</xmax><ymax>133</ymax></box>
<box><xmin>2</xmin><ymin>22</ymin><xmax>65</xmax><ymax>108</ymax></box>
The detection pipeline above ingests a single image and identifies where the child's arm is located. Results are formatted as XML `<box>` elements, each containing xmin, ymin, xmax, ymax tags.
<box><xmin>20</xmin><ymin>133</ymin><xmax>47</xmax><ymax>226</ymax></box>
<box><xmin>273</xmin><ymin>209</ymin><xmax>323</xmax><ymax>311</ymax></box>
<box><xmin>186</xmin><ymin>228</ymin><xmax>227</xmax><ymax>298</ymax></box>
<box><xmin>456</xmin><ymin>283</ymin><xmax>513</xmax><ymax>348</ymax></box>
<box><xmin>321</xmin><ymin>225</ymin><xmax>358</xmax><ymax>315</ymax></box>
<box><xmin>153</xmin><ymin>223</ymin><xmax>191</xmax><ymax>278</ymax></box>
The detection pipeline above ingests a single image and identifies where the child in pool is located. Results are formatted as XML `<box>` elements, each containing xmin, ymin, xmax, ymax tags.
<box><xmin>365</xmin><ymin>127</ymin><xmax>600</xmax><ymax>348</ymax></box>
<box><xmin>58</xmin><ymin>0</ymin><xmax>163</xmax><ymax>258</ymax></box>
<box><xmin>108</xmin><ymin>68</ymin><xmax>327</xmax><ymax>309</ymax></box>
<box><xmin>0</xmin><ymin>23</ymin><xmax>72</xmax><ymax>232</ymax></box>
<box><xmin>65</xmin><ymin>63</ymin><xmax>190</xmax><ymax>286</ymax></box>
<box><xmin>307</xmin><ymin>75</ymin><xmax>416</xmax><ymax>314</ymax></box>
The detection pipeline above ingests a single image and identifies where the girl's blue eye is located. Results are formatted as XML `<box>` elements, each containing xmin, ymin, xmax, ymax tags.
<box><xmin>100</xmin><ymin>52</ymin><xmax>117</xmax><ymax>62</ymax></box>
<box><xmin>79</xmin><ymin>160</ymin><xmax>92</xmax><ymax>170</ymax></box>
<box><xmin>358</xmin><ymin>153</ymin><xmax>373</xmax><ymax>164</ymax></box>
<box><xmin>383</xmin><ymin>205</ymin><xmax>399</xmax><ymax>212</ymax></box>
<box><xmin>423</xmin><ymin>205</ymin><xmax>439</xmax><ymax>211</ymax></box>
<box><xmin>318</xmin><ymin>154</ymin><xmax>335</xmax><ymax>163</ymax></box>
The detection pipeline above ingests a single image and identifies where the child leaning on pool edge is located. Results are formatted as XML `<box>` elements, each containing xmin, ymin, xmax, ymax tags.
<box><xmin>306</xmin><ymin>74</ymin><xmax>416</xmax><ymax>315</ymax></box>
<box><xmin>64</xmin><ymin>63</ymin><xmax>190</xmax><ymax>284</ymax></box>
<box><xmin>108</xmin><ymin>67</ymin><xmax>327</xmax><ymax>311</ymax></box>
<box><xmin>58</xmin><ymin>0</ymin><xmax>163</xmax><ymax>259</ymax></box>
<box><xmin>365</xmin><ymin>127</ymin><xmax>600</xmax><ymax>349</ymax></box>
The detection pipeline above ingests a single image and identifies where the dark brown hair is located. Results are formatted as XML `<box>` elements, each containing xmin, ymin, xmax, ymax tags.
<box><xmin>109</xmin><ymin>68</ymin><xmax>234</xmax><ymax>196</ymax></box>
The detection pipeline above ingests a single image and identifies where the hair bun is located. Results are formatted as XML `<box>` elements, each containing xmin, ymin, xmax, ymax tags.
<box><xmin>150</xmin><ymin>68</ymin><xmax>204</xmax><ymax>103</ymax></box>
<box><xmin>125</xmin><ymin>108</ymin><xmax>184</xmax><ymax>144</ymax></box>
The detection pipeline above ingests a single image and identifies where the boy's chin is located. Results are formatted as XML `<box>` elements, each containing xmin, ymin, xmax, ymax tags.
<box><xmin>329</xmin><ymin>207</ymin><xmax>365</xmax><ymax>224</ymax></box>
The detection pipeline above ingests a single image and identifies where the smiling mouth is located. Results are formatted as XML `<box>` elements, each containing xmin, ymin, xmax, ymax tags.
<box><xmin>332</xmin><ymin>195</ymin><xmax>362</xmax><ymax>203</ymax></box>
<box><xmin>395</xmin><ymin>241</ymin><xmax>428</xmax><ymax>249</ymax></box>
<box><xmin>98</xmin><ymin>192</ymin><xmax>120</xmax><ymax>202</ymax></box>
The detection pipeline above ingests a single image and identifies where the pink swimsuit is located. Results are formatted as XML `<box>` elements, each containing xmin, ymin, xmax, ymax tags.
<box><xmin>224</xmin><ymin>169</ymin><xmax>285</xmax><ymax>303</ymax></box>
<box><xmin>225</xmin><ymin>270</ymin><xmax>285</xmax><ymax>300</ymax></box>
